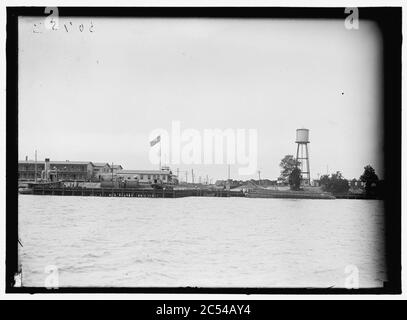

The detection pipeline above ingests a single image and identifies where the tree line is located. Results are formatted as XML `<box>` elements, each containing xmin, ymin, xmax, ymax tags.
<box><xmin>279</xmin><ymin>155</ymin><xmax>383</xmax><ymax>197</ymax></box>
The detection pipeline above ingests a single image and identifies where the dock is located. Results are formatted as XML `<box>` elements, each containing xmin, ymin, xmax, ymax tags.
<box><xmin>21</xmin><ymin>185</ymin><xmax>373</xmax><ymax>200</ymax></box>
<box><xmin>246</xmin><ymin>189</ymin><xmax>336</xmax><ymax>199</ymax></box>
<box><xmin>29</xmin><ymin>186</ymin><xmax>245</xmax><ymax>198</ymax></box>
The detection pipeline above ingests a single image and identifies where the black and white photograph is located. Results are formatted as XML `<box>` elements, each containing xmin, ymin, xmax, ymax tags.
<box><xmin>2</xmin><ymin>3</ymin><xmax>403</xmax><ymax>300</ymax></box>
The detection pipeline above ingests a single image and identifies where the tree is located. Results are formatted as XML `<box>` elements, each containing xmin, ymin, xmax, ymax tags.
<box><xmin>319</xmin><ymin>174</ymin><xmax>330</xmax><ymax>187</ymax></box>
<box><xmin>289</xmin><ymin>167</ymin><xmax>302</xmax><ymax>190</ymax></box>
<box><xmin>360</xmin><ymin>165</ymin><xmax>379</xmax><ymax>195</ymax></box>
<box><xmin>330</xmin><ymin>171</ymin><xmax>350</xmax><ymax>194</ymax></box>
<box><xmin>320</xmin><ymin>171</ymin><xmax>350</xmax><ymax>194</ymax></box>
<box><xmin>279</xmin><ymin>155</ymin><xmax>301</xmax><ymax>183</ymax></box>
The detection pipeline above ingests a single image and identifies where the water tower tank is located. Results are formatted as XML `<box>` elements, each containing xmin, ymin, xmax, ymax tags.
<box><xmin>296</xmin><ymin>128</ymin><xmax>309</xmax><ymax>143</ymax></box>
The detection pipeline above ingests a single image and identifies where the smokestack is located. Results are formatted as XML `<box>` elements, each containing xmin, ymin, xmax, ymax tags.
<box><xmin>25</xmin><ymin>156</ymin><xmax>28</xmax><ymax>161</ymax></box>
<box><xmin>45</xmin><ymin>158</ymin><xmax>50</xmax><ymax>181</ymax></box>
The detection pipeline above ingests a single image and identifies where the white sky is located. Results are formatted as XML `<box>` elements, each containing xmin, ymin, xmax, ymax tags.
<box><xmin>18</xmin><ymin>17</ymin><xmax>383</xmax><ymax>181</ymax></box>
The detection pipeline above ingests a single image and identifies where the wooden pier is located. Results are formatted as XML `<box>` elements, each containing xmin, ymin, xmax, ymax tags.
<box><xmin>30</xmin><ymin>186</ymin><xmax>245</xmax><ymax>198</ymax></box>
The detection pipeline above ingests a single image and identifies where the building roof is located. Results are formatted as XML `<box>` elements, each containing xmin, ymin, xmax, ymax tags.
<box><xmin>19</xmin><ymin>160</ymin><xmax>93</xmax><ymax>165</ymax></box>
<box><xmin>112</xmin><ymin>165</ymin><xmax>123</xmax><ymax>169</ymax></box>
<box><xmin>93</xmin><ymin>162</ymin><xmax>110</xmax><ymax>168</ymax></box>
<box><xmin>117</xmin><ymin>169</ymin><xmax>171</xmax><ymax>175</ymax></box>
<box><xmin>51</xmin><ymin>161</ymin><xmax>93</xmax><ymax>165</ymax></box>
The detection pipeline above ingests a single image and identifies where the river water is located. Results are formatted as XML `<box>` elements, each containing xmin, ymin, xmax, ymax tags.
<box><xmin>18</xmin><ymin>195</ymin><xmax>386</xmax><ymax>288</ymax></box>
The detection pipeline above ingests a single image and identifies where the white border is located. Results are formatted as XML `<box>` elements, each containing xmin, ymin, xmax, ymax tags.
<box><xmin>0</xmin><ymin>0</ymin><xmax>404</xmax><ymax>300</ymax></box>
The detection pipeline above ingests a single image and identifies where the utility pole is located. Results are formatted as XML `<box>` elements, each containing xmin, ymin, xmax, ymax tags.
<box><xmin>112</xmin><ymin>162</ymin><xmax>114</xmax><ymax>186</ymax></box>
<box><xmin>34</xmin><ymin>150</ymin><xmax>37</xmax><ymax>183</ymax></box>
<box><xmin>228</xmin><ymin>164</ymin><xmax>230</xmax><ymax>181</ymax></box>
<box><xmin>177</xmin><ymin>168</ymin><xmax>179</xmax><ymax>179</ymax></box>
<box><xmin>258</xmin><ymin>170</ymin><xmax>261</xmax><ymax>186</ymax></box>
<box><xmin>191</xmin><ymin>169</ymin><xmax>194</xmax><ymax>184</ymax></box>
<box><xmin>185</xmin><ymin>171</ymin><xmax>188</xmax><ymax>183</ymax></box>
<box><xmin>206</xmin><ymin>175</ymin><xmax>209</xmax><ymax>185</ymax></box>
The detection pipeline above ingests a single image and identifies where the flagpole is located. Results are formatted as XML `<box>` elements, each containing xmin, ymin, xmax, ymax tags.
<box><xmin>159</xmin><ymin>139</ymin><xmax>162</xmax><ymax>170</ymax></box>
<box><xmin>34</xmin><ymin>149</ymin><xmax>37</xmax><ymax>183</ymax></box>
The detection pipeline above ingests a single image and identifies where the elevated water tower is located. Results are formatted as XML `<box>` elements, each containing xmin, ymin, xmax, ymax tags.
<box><xmin>295</xmin><ymin>128</ymin><xmax>311</xmax><ymax>186</ymax></box>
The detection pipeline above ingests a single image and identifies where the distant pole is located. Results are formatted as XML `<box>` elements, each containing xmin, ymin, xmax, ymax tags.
<box><xmin>34</xmin><ymin>150</ymin><xmax>37</xmax><ymax>183</ymax></box>
<box><xmin>206</xmin><ymin>175</ymin><xmax>209</xmax><ymax>185</ymax></box>
<box><xmin>258</xmin><ymin>170</ymin><xmax>261</xmax><ymax>185</ymax></box>
<box><xmin>191</xmin><ymin>169</ymin><xmax>194</xmax><ymax>184</ymax></box>
<box><xmin>228</xmin><ymin>164</ymin><xmax>230</xmax><ymax>180</ymax></box>
<box><xmin>177</xmin><ymin>168</ymin><xmax>179</xmax><ymax>179</ymax></box>
<box><xmin>185</xmin><ymin>171</ymin><xmax>188</xmax><ymax>183</ymax></box>
<box><xmin>159</xmin><ymin>141</ymin><xmax>162</xmax><ymax>170</ymax></box>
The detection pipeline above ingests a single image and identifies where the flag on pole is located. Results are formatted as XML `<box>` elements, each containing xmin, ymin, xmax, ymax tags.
<box><xmin>150</xmin><ymin>135</ymin><xmax>161</xmax><ymax>147</ymax></box>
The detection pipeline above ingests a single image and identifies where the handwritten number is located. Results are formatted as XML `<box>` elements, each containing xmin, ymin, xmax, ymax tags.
<box><xmin>51</xmin><ymin>19</ymin><xmax>58</xmax><ymax>31</ymax></box>
<box><xmin>33</xmin><ymin>20</ymin><xmax>94</xmax><ymax>33</ymax></box>
<box><xmin>89</xmin><ymin>21</ymin><xmax>94</xmax><ymax>32</ymax></box>
<box><xmin>33</xmin><ymin>23</ymin><xmax>42</xmax><ymax>33</ymax></box>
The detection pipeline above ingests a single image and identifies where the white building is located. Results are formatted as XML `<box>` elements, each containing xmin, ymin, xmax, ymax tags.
<box><xmin>101</xmin><ymin>168</ymin><xmax>177</xmax><ymax>185</ymax></box>
<box><xmin>92</xmin><ymin>162</ymin><xmax>111</xmax><ymax>180</ymax></box>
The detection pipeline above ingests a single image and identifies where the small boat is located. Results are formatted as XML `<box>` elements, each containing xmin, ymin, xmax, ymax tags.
<box><xmin>18</xmin><ymin>187</ymin><xmax>33</xmax><ymax>194</ymax></box>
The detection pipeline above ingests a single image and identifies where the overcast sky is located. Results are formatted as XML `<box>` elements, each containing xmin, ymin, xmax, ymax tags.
<box><xmin>18</xmin><ymin>17</ymin><xmax>383</xmax><ymax>181</ymax></box>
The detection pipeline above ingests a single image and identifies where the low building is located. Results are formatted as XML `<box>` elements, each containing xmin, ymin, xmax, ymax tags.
<box><xmin>18</xmin><ymin>159</ymin><xmax>94</xmax><ymax>182</ymax></box>
<box><xmin>112</xmin><ymin>164</ymin><xmax>123</xmax><ymax>173</ymax></box>
<box><xmin>101</xmin><ymin>168</ymin><xmax>176</xmax><ymax>185</ymax></box>
<box><xmin>117</xmin><ymin>169</ymin><xmax>173</xmax><ymax>184</ymax></box>
<box><xmin>311</xmin><ymin>179</ymin><xmax>320</xmax><ymax>187</ymax></box>
<box><xmin>349</xmin><ymin>179</ymin><xmax>365</xmax><ymax>189</ymax></box>
<box><xmin>18</xmin><ymin>160</ymin><xmax>45</xmax><ymax>181</ymax></box>
<box><xmin>92</xmin><ymin>162</ymin><xmax>111</xmax><ymax>180</ymax></box>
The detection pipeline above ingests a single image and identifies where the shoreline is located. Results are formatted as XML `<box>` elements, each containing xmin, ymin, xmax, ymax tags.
<box><xmin>18</xmin><ymin>185</ymin><xmax>380</xmax><ymax>200</ymax></box>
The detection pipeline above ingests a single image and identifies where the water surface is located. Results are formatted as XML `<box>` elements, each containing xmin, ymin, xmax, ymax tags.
<box><xmin>18</xmin><ymin>195</ymin><xmax>386</xmax><ymax>288</ymax></box>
